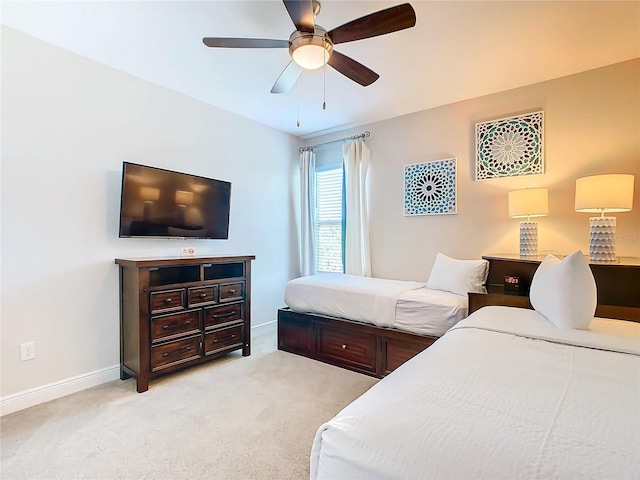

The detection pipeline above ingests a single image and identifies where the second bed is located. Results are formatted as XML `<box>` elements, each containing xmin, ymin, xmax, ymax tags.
<box><xmin>279</xmin><ymin>253</ymin><xmax>490</xmax><ymax>377</ymax></box>
<box><xmin>283</xmin><ymin>272</ymin><xmax>468</xmax><ymax>337</ymax></box>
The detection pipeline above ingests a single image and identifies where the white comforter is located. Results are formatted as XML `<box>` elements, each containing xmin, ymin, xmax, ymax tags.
<box><xmin>310</xmin><ymin>306</ymin><xmax>640</xmax><ymax>479</ymax></box>
<box><xmin>284</xmin><ymin>273</ymin><xmax>467</xmax><ymax>336</ymax></box>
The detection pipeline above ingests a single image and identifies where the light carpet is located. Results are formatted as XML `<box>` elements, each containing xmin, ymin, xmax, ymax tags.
<box><xmin>1</xmin><ymin>333</ymin><xmax>378</xmax><ymax>480</ymax></box>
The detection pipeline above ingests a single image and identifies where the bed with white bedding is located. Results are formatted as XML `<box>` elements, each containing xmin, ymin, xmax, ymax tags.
<box><xmin>284</xmin><ymin>273</ymin><xmax>468</xmax><ymax>337</ymax></box>
<box><xmin>278</xmin><ymin>254</ymin><xmax>489</xmax><ymax>378</ymax></box>
<box><xmin>310</xmin><ymin>305</ymin><xmax>640</xmax><ymax>479</ymax></box>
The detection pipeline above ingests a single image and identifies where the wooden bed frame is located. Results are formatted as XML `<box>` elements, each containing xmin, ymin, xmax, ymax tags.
<box><xmin>278</xmin><ymin>307</ymin><xmax>437</xmax><ymax>378</ymax></box>
<box><xmin>278</xmin><ymin>255</ymin><xmax>640</xmax><ymax>377</ymax></box>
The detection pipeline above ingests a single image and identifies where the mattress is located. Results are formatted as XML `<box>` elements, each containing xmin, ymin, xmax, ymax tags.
<box><xmin>284</xmin><ymin>273</ymin><xmax>467</xmax><ymax>337</ymax></box>
<box><xmin>310</xmin><ymin>306</ymin><xmax>640</xmax><ymax>479</ymax></box>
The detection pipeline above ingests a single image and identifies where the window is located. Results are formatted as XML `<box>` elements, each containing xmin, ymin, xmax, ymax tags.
<box><xmin>315</xmin><ymin>166</ymin><xmax>343</xmax><ymax>273</ymax></box>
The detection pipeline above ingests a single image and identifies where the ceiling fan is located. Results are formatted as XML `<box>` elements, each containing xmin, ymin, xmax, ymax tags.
<box><xmin>203</xmin><ymin>1</ymin><xmax>416</xmax><ymax>94</ymax></box>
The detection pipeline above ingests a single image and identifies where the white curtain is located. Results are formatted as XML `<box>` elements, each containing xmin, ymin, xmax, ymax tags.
<box><xmin>300</xmin><ymin>149</ymin><xmax>316</xmax><ymax>276</ymax></box>
<box><xmin>342</xmin><ymin>140</ymin><xmax>371</xmax><ymax>277</ymax></box>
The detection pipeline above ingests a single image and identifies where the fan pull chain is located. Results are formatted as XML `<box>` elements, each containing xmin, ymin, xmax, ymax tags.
<box><xmin>322</xmin><ymin>38</ymin><xmax>327</xmax><ymax>110</ymax></box>
<box><xmin>296</xmin><ymin>76</ymin><xmax>301</xmax><ymax>127</ymax></box>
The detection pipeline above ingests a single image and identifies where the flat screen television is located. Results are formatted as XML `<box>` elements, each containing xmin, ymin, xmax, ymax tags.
<box><xmin>118</xmin><ymin>162</ymin><xmax>231</xmax><ymax>239</ymax></box>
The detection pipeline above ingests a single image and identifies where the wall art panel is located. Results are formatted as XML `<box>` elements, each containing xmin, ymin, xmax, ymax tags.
<box><xmin>475</xmin><ymin>110</ymin><xmax>544</xmax><ymax>180</ymax></box>
<box><xmin>404</xmin><ymin>158</ymin><xmax>457</xmax><ymax>216</ymax></box>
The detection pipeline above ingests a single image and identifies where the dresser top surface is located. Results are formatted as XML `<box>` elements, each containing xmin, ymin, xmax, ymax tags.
<box><xmin>115</xmin><ymin>255</ymin><xmax>255</xmax><ymax>267</ymax></box>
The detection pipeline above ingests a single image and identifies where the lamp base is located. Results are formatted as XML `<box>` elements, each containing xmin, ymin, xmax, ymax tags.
<box><xmin>589</xmin><ymin>216</ymin><xmax>616</xmax><ymax>263</ymax></box>
<box><xmin>177</xmin><ymin>204</ymin><xmax>187</xmax><ymax>225</ymax></box>
<box><xmin>143</xmin><ymin>201</ymin><xmax>153</xmax><ymax>221</ymax></box>
<box><xmin>519</xmin><ymin>221</ymin><xmax>538</xmax><ymax>258</ymax></box>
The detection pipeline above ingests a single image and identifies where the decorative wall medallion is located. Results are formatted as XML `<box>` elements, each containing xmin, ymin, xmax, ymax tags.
<box><xmin>404</xmin><ymin>158</ymin><xmax>457</xmax><ymax>216</ymax></box>
<box><xmin>475</xmin><ymin>110</ymin><xmax>544</xmax><ymax>181</ymax></box>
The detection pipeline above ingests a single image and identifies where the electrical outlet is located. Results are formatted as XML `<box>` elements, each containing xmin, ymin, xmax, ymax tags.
<box><xmin>180</xmin><ymin>247</ymin><xmax>196</xmax><ymax>257</ymax></box>
<box><xmin>20</xmin><ymin>341</ymin><xmax>36</xmax><ymax>361</ymax></box>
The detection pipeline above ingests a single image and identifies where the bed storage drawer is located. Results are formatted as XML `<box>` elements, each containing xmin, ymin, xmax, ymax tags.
<box><xmin>317</xmin><ymin>324</ymin><xmax>377</xmax><ymax>375</ymax></box>
<box><xmin>382</xmin><ymin>336</ymin><xmax>435</xmax><ymax>376</ymax></box>
<box><xmin>278</xmin><ymin>309</ymin><xmax>438</xmax><ymax>379</ymax></box>
<box><xmin>278</xmin><ymin>309</ymin><xmax>316</xmax><ymax>357</ymax></box>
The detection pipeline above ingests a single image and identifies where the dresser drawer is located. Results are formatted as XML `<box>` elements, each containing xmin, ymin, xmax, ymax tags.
<box><xmin>188</xmin><ymin>285</ymin><xmax>218</xmax><ymax>307</ymax></box>
<box><xmin>204</xmin><ymin>302</ymin><xmax>244</xmax><ymax>329</ymax></box>
<box><xmin>151</xmin><ymin>310</ymin><xmax>201</xmax><ymax>343</ymax></box>
<box><xmin>317</xmin><ymin>324</ymin><xmax>377</xmax><ymax>374</ymax></box>
<box><xmin>150</xmin><ymin>289</ymin><xmax>185</xmax><ymax>314</ymax></box>
<box><xmin>204</xmin><ymin>324</ymin><xmax>244</xmax><ymax>355</ymax></box>
<box><xmin>151</xmin><ymin>335</ymin><xmax>201</xmax><ymax>372</ymax></box>
<box><xmin>219</xmin><ymin>282</ymin><xmax>244</xmax><ymax>302</ymax></box>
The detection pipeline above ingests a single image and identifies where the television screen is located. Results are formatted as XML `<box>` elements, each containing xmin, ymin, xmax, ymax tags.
<box><xmin>118</xmin><ymin>162</ymin><xmax>231</xmax><ymax>239</ymax></box>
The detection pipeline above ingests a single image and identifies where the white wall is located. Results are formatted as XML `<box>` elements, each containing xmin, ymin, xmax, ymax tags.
<box><xmin>1</xmin><ymin>27</ymin><xmax>299</xmax><ymax>404</ymax></box>
<box><xmin>307</xmin><ymin>59</ymin><xmax>640</xmax><ymax>281</ymax></box>
<box><xmin>3</xmin><ymin>24</ymin><xmax>638</xmax><ymax>412</ymax></box>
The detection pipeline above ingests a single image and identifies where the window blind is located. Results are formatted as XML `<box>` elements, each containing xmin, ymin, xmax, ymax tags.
<box><xmin>315</xmin><ymin>167</ymin><xmax>343</xmax><ymax>273</ymax></box>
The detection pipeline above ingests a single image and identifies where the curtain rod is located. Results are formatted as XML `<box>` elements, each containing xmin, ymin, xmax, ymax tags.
<box><xmin>299</xmin><ymin>131</ymin><xmax>370</xmax><ymax>153</ymax></box>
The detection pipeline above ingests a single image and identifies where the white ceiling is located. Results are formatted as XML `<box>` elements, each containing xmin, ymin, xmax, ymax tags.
<box><xmin>2</xmin><ymin>1</ymin><xmax>639</xmax><ymax>138</ymax></box>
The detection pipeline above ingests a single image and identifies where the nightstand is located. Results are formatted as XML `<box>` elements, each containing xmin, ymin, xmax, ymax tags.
<box><xmin>472</xmin><ymin>254</ymin><xmax>640</xmax><ymax>321</ymax></box>
<box><xmin>468</xmin><ymin>286</ymin><xmax>533</xmax><ymax>315</ymax></box>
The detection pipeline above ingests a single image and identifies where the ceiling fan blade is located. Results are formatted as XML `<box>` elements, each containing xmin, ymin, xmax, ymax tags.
<box><xmin>328</xmin><ymin>50</ymin><xmax>379</xmax><ymax>87</ymax></box>
<box><xmin>271</xmin><ymin>61</ymin><xmax>303</xmax><ymax>94</ymax></box>
<box><xmin>283</xmin><ymin>0</ymin><xmax>315</xmax><ymax>33</ymax></box>
<box><xmin>328</xmin><ymin>3</ymin><xmax>416</xmax><ymax>45</ymax></box>
<box><xmin>202</xmin><ymin>38</ymin><xmax>289</xmax><ymax>48</ymax></box>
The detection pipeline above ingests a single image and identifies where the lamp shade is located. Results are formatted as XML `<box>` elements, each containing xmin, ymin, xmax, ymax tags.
<box><xmin>139</xmin><ymin>186</ymin><xmax>160</xmax><ymax>201</ymax></box>
<box><xmin>175</xmin><ymin>190</ymin><xmax>194</xmax><ymax>205</ymax></box>
<box><xmin>575</xmin><ymin>174</ymin><xmax>634</xmax><ymax>213</ymax></box>
<box><xmin>508</xmin><ymin>188</ymin><xmax>549</xmax><ymax>218</ymax></box>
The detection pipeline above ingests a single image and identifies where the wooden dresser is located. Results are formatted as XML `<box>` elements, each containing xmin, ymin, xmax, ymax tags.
<box><xmin>469</xmin><ymin>254</ymin><xmax>640</xmax><ymax>321</ymax></box>
<box><xmin>116</xmin><ymin>255</ymin><xmax>254</xmax><ymax>392</ymax></box>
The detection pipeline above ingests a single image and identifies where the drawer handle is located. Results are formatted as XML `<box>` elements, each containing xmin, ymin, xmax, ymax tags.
<box><xmin>213</xmin><ymin>310</ymin><xmax>236</xmax><ymax>319</ymax></box>
<box><xmin>199</xmin><ymin>293</ymin><xmax>207</xmax><ymax>298</ymax></box>
<box><xmin>213</xmin><ymin>334</ymin><xmax>236</xmax><ymax>344</ymax></box>
<box><xmin>162</xmin><ymin>346</ymin><xmax>191</xmax><ymax>357</ymax></box>
<box><xmin>227</xmin><ymin>289</ymin><xmax>236</xmax><ymax>295</ymax></box>
<box><xmin>163</xmin><ymin>298</ymin><xmax>173</xmax><ymax>304</ymax></box>
<box><xmin>341</xmin><ymin>344</ymin><xmax>347</xmax><ymax>350</ymax></box>
<box><xmin>163</xmin><ymin>321</ymin><xmax>190</xmax><ymax>330</ymax></box>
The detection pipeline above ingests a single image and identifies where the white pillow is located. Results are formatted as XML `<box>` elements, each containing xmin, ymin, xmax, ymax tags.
<box><xmin>529</xmin><ymin>251</ymin><xmax>596</xmax><ymax>329</ymax></box>
<box><xmin>426</xmin><ymin>253</ymin><xmax>489</xmax><ymax>296</ymax></box>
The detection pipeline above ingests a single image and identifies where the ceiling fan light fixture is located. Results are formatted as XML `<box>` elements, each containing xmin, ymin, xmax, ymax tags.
<box><xmin>289</xmin><ymin>27</ymin><xmax>333</xmax><ymax>70</ymax></box>
<box><xmin>292</xmin><ymin>43</ymin><xmax>330</xmax><ymax>69</ymax></box>
<box><xmin>204</xmin><ymin>1</ymin><xmax>418</xmax><ymax>93</ymax></box>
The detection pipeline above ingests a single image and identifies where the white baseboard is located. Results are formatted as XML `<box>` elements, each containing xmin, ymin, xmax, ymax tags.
<box><xmin>1</xmin><ymin>321</ymin><xmax>277</xmax><ymax>416</ymax></box>
<box><xmin>1</xmin><ymin>365</ymin><xmax>121</xmax><ymax>417</ymax></box>
<box><xmin>252</xmin><ymin>320</ymin><xmax>276</xmax><ymax>337</ymax></box>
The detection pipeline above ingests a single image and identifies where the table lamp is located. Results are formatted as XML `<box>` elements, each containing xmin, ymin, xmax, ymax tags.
<box><xmin>575</xmin><ymin>174</ymin><xmax>634</xmax><ymax>263</ymax></box>
<box><xmin>175</xmin><ymin>190</ymin><xmax>194</xmax><ymax>225</ymax></box>
<box><xmin>139</xmin><ymin>186</ymin><xmax>160</xmax><ymax>221</ymax></box>
<box><xmin>508</xmin><ymin>188</ymin><xmax>549</xmax><ymax>257</ymax></box>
